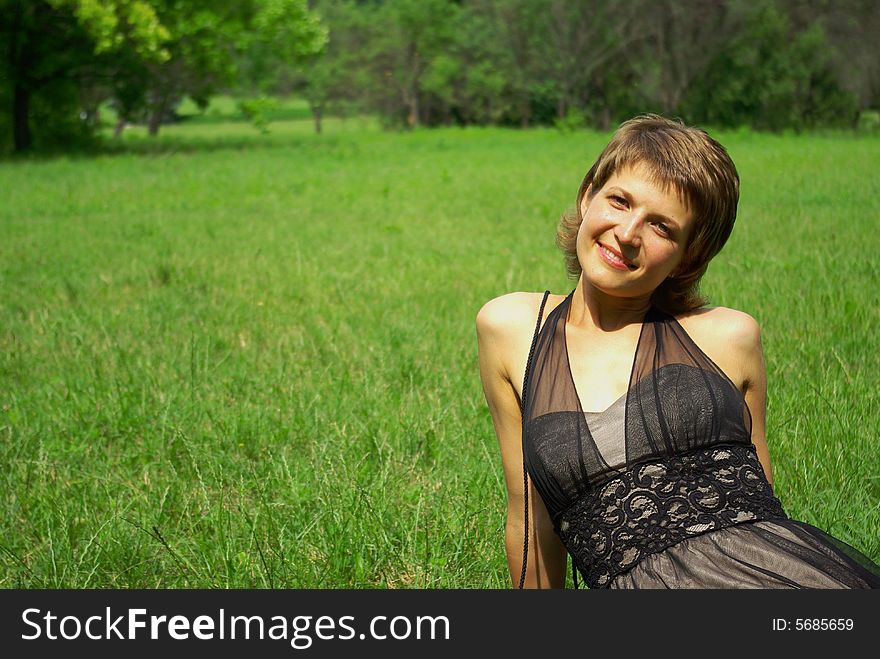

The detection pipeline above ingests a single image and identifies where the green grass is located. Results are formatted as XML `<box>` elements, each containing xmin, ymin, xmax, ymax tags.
<box><xmin>1</xmin><ymin>114</ymin><xmax>878</xmax><ymax>588</ymax></box>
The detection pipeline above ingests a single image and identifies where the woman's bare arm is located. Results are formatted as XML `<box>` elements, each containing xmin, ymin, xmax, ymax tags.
<box><xmin>683</xmin><ymin>307</ymin><xmax>775</xmax><ymax>486</ymax></box>
<box><xmin>725</xmin><ymin>311</ymin><xmax>774</xmax><ymax>486</ymax></box>
<box><xmin>476</xmin><ymin>293</ymin><xmax>568</xmax><ymax>588</ymax></box>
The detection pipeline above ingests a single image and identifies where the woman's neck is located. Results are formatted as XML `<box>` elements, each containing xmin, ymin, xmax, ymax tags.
<box><xmin>568</xmin><ymin>277</ymin><xmax>652</xmax><ymax>332</ymax></box>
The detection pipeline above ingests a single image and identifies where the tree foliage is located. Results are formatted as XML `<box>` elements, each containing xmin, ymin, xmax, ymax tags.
<box><xmin>2</xmin><ymin>0</ymin><xmax>878</xmax><ymax>152</ymax></box>
<box><xmin>1</xmin><ymin>0</ymin><xmax>169</xmax><ymax>151</ymax></box>
<box><xmin>1</xmin><ymin>0</ymin><xmax>325</xmax><ymax>151</ymax></box>
<box><xmin>294</xmin><ymin>0</ymin><xmax>876</xmax><ymax>132</ymax></box>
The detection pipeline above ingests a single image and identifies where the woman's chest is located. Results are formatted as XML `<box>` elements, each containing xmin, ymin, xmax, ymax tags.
<box><xmin>565</xmin><ymin>329</ymin><xmax>642</xmax><ymax>413</ymax></box>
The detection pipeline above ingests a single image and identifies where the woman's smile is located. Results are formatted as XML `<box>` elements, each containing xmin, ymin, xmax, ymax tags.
<box><xmin>597</xmin><ymin>242</ymin><xmax>636</xmax><ymax>270</ymax></box>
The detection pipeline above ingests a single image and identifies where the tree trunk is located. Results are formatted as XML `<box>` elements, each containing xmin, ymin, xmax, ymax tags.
<box><xmin>13</xmin><ymin>84</ymin><xmax>32</xmax><ymax>153</ymax></box>
<box><xmin>406</xmin><ymin>91</ymin><xmax>419</xmax><ymax>128</ymax></box>
<box><xmin>312</xmin><ymin>106</ymin><xmax>322</xmax><ymax>134</ymax></box>
<box><xmin>556</xmin><ymin>96</ymin><xmax>567</xmax><ymax>120</ymax></box>
<box><xmin>598</xmin><ymin>105</ymin><xmax>611</xmax><ymax>131</ymax></box>
<box><xmin>9</xmin><ymin>0</ymin><xmax>32</xmax><ymax>152</ymax></box>
<box><xmin>593</xmin><ymin>73</ymin><xmax>611</xmax><ymax>130</ymax></box>
<box><xmin>147</xmin><ymin>108</ymin><xmax>162</xmax><ymax>136</ymax></box>
<box><xmin>402</xmin><ymin>72</ymin><xmax>420</xmax><ymax>128</ymax></box>
<box><xmin>519</xmin><ymin>93</ymin><xmax>531</xmax><ymax>129</ymax></box>
<box><xmin>147</xmin><ymin>90</ymin><xmax>166</xmax><ymax>136</ymax></box>
<box><xmin>114</xmin><ymin>119</ymin><xmax>126</xmax><ymax>137</ymax></box>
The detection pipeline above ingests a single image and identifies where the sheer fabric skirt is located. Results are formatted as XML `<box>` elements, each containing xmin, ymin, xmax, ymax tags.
<box><xmin>607</xmin><ymin>520</ymin><xmax>880</xmax><ymax>589</ymax></box>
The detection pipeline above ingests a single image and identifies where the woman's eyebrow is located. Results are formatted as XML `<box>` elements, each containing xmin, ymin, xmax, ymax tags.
<box><xmin>607</xmin><ymin>186</ymin><xmax>681</xmax><ymax>230</ymax></box>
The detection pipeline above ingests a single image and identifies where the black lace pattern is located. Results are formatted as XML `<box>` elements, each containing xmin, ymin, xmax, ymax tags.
<box><xmin>554</xmin><ymin>443</ymin><xmax>788</xmax><ymax>588</ymax></box>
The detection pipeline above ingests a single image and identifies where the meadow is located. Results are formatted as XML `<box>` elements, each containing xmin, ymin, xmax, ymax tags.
<box><xmin>1</xmin><ymin>101</ymin><xmax>878</xmax><ymax>587</ymax></box>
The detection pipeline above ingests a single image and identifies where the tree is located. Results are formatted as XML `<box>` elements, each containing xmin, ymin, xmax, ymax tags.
<box><xmin>684</xmin><ymin>2</ymin><xmax>857</xmax><ymax>130</ymax></box>
<box><xmin>525</xmin><ymin>0</ymin><xmax>645</xmax><ymax>123</ymax></box>
<box><xmin>0</xmin><ymin>0</ymin><xmax>168</xmax><ymax>152</ymax></box>
<box><xmin>421</xmin><ymin>4</ymin><xmax>515</xmax><ymax>126</ymax></box>
<box><xmin>782</xmin><ymin>0</ymin><xmax>880</xmax><ymax>119</ymax></box>
<box><xmin>636</xmin><ymin>0</ymin><xmax>741</xmax><ymax>116</ymax></box>
<box><xmin>364</xmin><ymin>0</ymin><xmax>459</xmax><ymax>127</ymax></box>
<box><xmin>127</xmin><ymin>0</ymin><xmax>325</xmax><ymax>136</ymax></box>
<box><xmin>0</xmin><ymin>0</ymin><xmax>326</xmax><ymax>150</ymax></box>
<box><xmin>266</xmin><ymin>0</ymin><xmax>361</xmax><ymax>134</ymax></box>
<box><xmin>486</xmin><ymin>0</ymin><xmax>541</xmax><ymax>128</ymax></box>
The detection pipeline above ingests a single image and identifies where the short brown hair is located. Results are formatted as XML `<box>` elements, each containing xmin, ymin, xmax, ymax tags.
<box><xmin>556</xmin><ymin>114</ymin><xmax>740</xmax><ymax>313</ymax></box>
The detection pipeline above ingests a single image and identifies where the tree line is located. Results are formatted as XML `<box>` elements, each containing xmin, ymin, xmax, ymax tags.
<box><xmin>298</xmin><ymin>0</ymin><xmax>879</xmax><ymax>133</ymax></box>
<box><xmin>3</xmin><ymin>0</ymin><xmax>879</xmax><ymax>153</ymax></box>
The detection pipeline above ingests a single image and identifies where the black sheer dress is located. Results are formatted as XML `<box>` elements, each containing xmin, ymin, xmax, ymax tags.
<box><xmin>519</xmin><ymin>289</ymin><xmax>880</xmax><ymax>589</ymax></box>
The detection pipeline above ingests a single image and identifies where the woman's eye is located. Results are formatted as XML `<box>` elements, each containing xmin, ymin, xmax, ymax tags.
<box><xmin>654</xmin><ymin>223</ymin><xmax>671</xmax><ymax>235</ymax></box>
<box><xmin>609</xmin><ymin>195</ymin><xmax>627</xmax><ymax>207</ymax></box>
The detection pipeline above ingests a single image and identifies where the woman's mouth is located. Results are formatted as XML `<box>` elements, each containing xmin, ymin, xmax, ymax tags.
<box><xmin>598</xmin><ymin>243</ymin><xmax>636</xmax><ymax>270</ymax></box>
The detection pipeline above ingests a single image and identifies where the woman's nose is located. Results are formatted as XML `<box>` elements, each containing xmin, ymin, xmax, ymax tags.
<box><xmin>616</xmin><ymin>212</ymin><xmax>644</xmax><ymax>245</ymax></box>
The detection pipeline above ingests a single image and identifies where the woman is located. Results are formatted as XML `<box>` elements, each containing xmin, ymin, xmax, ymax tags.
<box><xmin>476</xmin><ymin>114</ymin><xmax>880</xmax><ymax>589</ymax></box>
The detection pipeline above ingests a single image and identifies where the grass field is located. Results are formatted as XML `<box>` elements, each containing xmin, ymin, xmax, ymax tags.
<box><xmin>1</xmin><ymin>105</ymin><xmax>878</xmax><ymax>587</ymax></box>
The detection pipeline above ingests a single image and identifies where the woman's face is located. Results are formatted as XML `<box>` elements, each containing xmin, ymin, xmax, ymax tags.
<box><xmin>576</xmin><ymin>162</ymin><xmax>695</xmax><ymax>300</ymax></box>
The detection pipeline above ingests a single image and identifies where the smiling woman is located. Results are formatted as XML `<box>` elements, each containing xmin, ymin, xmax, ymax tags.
<box><xmin>575</xmin><ymin>163</ymin><xmax>692</xmax><ymax>301</ymax></box>
<box><xmin>476</xmin><ymin>114</ymin><xmax>880</xmax><ymax>589</ymax></box>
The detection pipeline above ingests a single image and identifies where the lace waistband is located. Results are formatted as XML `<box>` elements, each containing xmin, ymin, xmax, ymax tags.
<box><xmin>554</xmin><ymin>443</ymin><xmax>788</xmax><ymax>588</ymax></box>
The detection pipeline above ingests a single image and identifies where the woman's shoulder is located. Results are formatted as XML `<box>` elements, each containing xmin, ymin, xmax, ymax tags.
<box><xmin>476</xmin><ymin>291</ymin><xmax>566</xmax><ymax>337</ymax></box>
<box><xmin>675</xmin><ymin>305</ymin><xmax>762</xmax><ymax>354</ymax></box>
<box><xmin>477</xmin><ymin>291</ymin><xmax>566</xmax><ymax>390</ymax></box>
